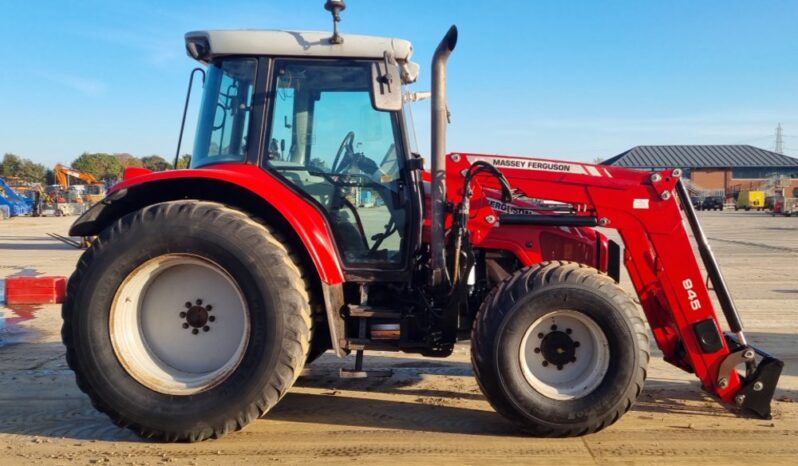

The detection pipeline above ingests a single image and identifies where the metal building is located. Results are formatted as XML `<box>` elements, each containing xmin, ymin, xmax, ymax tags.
<box><xmin>603</xmin><ymin>145</ymin><xmax>798</xmax><ymax>196</ymax></box>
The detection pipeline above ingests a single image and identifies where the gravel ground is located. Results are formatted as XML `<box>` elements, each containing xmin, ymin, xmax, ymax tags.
<box><xmin>0</xmin><ymin>211</ymin><xmax>796</xmax><ymax>464</ymax></box>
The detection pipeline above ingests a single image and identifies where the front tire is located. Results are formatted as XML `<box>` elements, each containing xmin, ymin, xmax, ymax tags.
<box><xmin>62</xmin><ymin>201</ymin><xmax>311</xmax><ymax>441</ymax></box>
<box><xmin>472</xmin><ymin>261</ymin><xmax>649</xmax><ymax>436</ymax></box>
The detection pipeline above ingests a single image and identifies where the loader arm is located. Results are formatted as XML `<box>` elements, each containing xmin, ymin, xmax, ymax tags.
<box><xmin>447</xmin><ymin>152</ymin><xmax>782</xmax><ymax>418</ymax></box>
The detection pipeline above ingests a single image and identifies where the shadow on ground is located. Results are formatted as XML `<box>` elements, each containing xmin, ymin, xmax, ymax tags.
<box><xmin>0</xmin><ymin>242</ymin><xmax>76</xmax><ymax>251</ymax></box>
<box><xmin>0</xmin><ymin>342</ymin><xmax>792</xmax><ymax>441</ymax></box>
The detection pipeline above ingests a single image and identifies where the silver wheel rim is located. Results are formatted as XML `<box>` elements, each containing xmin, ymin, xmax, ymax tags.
<box><xmin>110</xmin><ymin>254</ymin><xmax>250</xmax><ymax>395</ymax></box>
<box><xmin>519</xmin><ymin>310</ymin><xmax>609</xmax><ymax>400</ymax></box>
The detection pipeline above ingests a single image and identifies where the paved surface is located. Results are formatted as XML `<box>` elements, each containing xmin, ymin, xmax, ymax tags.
<box><xmin>0</xmin><ymin>212</ymin><xmax>796</xmax><ymax>464</ymax></box>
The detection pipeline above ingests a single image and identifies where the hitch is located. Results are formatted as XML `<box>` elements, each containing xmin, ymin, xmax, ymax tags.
<box><xmin>721</xmin><ymin>334</ymin><xmax>784</xmax><ymax>419</ymax></box>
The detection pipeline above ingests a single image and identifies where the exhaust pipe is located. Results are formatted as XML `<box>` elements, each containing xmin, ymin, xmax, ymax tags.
<box><xmin>429</xmin><ymin>25</ymin><xmax>458</xmax><ymax>288</ymax></box>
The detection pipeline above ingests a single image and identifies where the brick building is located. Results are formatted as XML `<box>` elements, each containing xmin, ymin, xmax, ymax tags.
<box><xmin>603</xmin><ymin>145</ymin><xmax>798</xmax><ymax>196</ymax></box>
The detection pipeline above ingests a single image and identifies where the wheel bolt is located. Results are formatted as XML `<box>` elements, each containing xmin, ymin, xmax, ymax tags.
<box><xmin>574</xmin><ymin>341</ymin><xmax>580</xmax><ymax>348</ymax></box>
<box><xmin>196</xmin><ymin>299</ymin><xmax>203</xmax><ymax>305</ymax></box>
<box><xmin>566</xmin><ymin>328</ymin><xmax>572</xmax><ymax>335</ymax></box>
<box><xmin>182</xmin><ymin>323</ymin><xmax>189</xmax><ymax>329</ymax></box>
<box><xmin>192</xmin><ymin>328</ymin><xmax>199</xmax><ymax>335</ymax></box>
<box><xmin>571</xmin><ymin>357</ymin><xmax>577</xmax><ymax>363</ymax></box>
<box><xmin>179</xmin><ymin>311</ymin><xmax>187</xmax><ymax>318</ymax></box>
<box><xmin>533</xmin><ymin>347</ymin><xmax>541</xmax><ymax>354</ymax></box>
<box><xmin>542</xmin><ymin>361</ymin><xmax>549</xmax><ymax>367</ymax></box>
<box><xmin>537</xmin><ymin>332</ymin><xmax>545</xmax><ymax>339</ymax></box>
<box><xmin>185</xmin><ymin>302</ymin><xmax>191</xmax><ymax>308</ymax></box>
<box><xmin>557</xmin><ymin>365</ymin><xmax>563</xmax><ymax>370</ymax></box>
<box><xmin>551</xmin><ymin>325</ymin><xmax>557</xmax><ymax>331</ymax></box>
<box><xmin>203</xmin><ymin>326</ymin><xmax>210</xmax><ymax>332</ymax></box>
<box><xmin>206</xmin><ymin>305</ymin><xmax>213</xmax><ymax>311</ymax></box>
<box><xmin>209</xmin><ymin>316</ymin><xmax>216</xmax><ymax>322</ymax></box>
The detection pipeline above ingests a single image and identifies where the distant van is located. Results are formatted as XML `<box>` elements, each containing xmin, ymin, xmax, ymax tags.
<box><xmin>735</xmin><ymin>190</ymin><xmax>765</xmax><ymax>211</ymax></box>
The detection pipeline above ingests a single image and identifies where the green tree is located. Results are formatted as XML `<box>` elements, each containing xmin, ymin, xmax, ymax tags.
<box><xmin>1</xmin><ymin>153</ymin><xmax>22</xmax><ymax>177</ymax></box>
<box><xmin>141</xmin><ymin>155</ymin><xmax>171</xmax><ymax>172</ymax></box>
<box><xmin>45</xmin><ymin>169</ymin><xmax>56</xmax><ymax>185</ymax></box>
<box><xmin>18</xmin><ymin>159</ymin><xmax>47</xmax><ymax>183</ymax></box>
<box><xmin>176</xmin><ymin>154</ymin><xmax>192</xmax><ymax>169</ymax></box>
<box><xmin>72</xmin><ymin>153</ymin><xmax>124</xmax><ymax>180</ymax></box>
<box><xmin>310</xmin><ymin>158</ymin><xmax>330</xmax><ymax>171</ymax></box>
<box><xmin>114</xmin><ymin>153</ymin><xmax>143</xmax><ymax>168</ymax></box>
<box><xmin>1</xmin><ymin>153</ymin><xmax>47</xmax><ymax>183</ymax></box>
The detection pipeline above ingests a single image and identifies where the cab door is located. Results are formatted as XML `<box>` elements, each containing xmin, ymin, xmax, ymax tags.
<box><xmin>263</xmin><ymin>59</ymin><xmax>420</xmax><ymax>279</ymax></box>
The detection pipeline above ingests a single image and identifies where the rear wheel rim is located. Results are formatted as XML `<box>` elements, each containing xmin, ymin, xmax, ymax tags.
<box><xmin>518</xmin><ymin>309</ymin><xmax>609</xmax><ymax>400</ymax></box>
<box><xmin>110</xmin><ymin>254</ymin><xmax>250</xmax><ymax>395</ymax></box>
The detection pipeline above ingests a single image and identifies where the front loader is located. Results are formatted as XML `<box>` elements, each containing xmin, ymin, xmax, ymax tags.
<box><xmin>62</xmin><ymin>2</ymin><xmax>781</xmax><ymax>441</ymax></box>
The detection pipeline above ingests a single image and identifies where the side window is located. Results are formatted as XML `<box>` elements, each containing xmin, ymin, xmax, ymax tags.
<box><xmin>266</xmin><ymin>60</ymin><xmax>408</xmax><ymax>268</ymax></box>
<box><xmin>192</xmin><ymin>59</ymin><xmax>257</xmax><ymax>167</ymax></box>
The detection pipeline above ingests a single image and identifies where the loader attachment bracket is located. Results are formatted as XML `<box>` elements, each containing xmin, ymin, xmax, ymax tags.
<box><xmin>724</xmin><ymin>333</ymin><xmax>784</xmax><ymax>419</ymax></box>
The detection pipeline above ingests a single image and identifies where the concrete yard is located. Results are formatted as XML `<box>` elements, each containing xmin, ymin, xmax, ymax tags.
<box><xmin>0</xmin><ymin>212</ymin><xmax>796</xmax><ymax>464</ymax></box>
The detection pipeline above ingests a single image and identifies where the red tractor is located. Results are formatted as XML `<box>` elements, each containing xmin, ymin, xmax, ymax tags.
<box><xmin>62</xmin><ymin>3</ymin><xmax>781</xmax><ymax>442</ymax></box>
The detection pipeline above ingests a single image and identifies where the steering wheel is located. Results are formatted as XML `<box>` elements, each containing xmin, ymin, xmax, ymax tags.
<box><xmin>331</xmin><ymin>131</ymin><xmax>355</xmax><ymax>173</ymax></box>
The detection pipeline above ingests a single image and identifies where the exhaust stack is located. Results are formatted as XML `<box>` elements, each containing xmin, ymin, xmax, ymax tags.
<box><xmin>429</xmin><ymin>25</ymin><xmax>458</xmax><ymax>287</ymax></box>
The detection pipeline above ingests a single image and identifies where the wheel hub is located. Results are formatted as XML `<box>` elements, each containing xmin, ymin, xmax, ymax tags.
<box><xmin>539</xmin><ymin>329</ymin><xmax>577</xmax><ymax>369</ymax></box>
<box><xmin>179</xmin><ymin>300</ymin><xmax>216</xmax><ymax>333</ymax></box>
<box><xmin>519</xmin><ymin>310</ymin><xmax>609</xmax><ymax>400</ymax></box>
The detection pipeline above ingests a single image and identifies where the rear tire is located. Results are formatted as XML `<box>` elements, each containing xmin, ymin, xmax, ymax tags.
<box><xmin>472</xmin><ymin>261</ymin><xmax>649</xmax><ymax>436</ymax></box>
<box><xmin>62</xmin><ymin>201</ymin><xmax>311</xmax><ymax>441</ymax></box>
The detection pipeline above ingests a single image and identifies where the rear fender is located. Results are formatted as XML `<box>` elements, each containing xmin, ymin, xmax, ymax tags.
<box><xmin>70</xmin><ymin>163</ymin><xmax>348</xmax><ymax>356</ymax></box>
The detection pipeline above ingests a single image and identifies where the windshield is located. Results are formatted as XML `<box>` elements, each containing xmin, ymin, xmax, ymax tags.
<box><xmin>267</xmin><ymin>61</ymin><xmax>401</xmax><ymax>179</ymax></box>
<box><xmin>191</xmin><ymin>58</ymin><xmax>257</xmax><ymax>168</ymax></box>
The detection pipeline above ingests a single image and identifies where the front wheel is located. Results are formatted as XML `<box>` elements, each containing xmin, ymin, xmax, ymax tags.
<box><xmin>62</xmin><ymin>201</ymin><xmax>311</xmax><ymax>441</ymax></box>
<box><xmin>471</xmin><ymin>261</ymin><xmax>649</xmax><ymax>436</ymax></box>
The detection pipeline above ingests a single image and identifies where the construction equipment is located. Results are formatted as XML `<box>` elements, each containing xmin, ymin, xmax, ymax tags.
<box><xmin>54</xmin><ymin>164</ymin><xmax>106</xmax><ymax>204</ymax></box>
<box><xmin>735</xmin><ymin>189</ymin><xmax>765</xmax><ymax>211</ymax></box>
<box><xmin>0</xmin><ymin>177</ymin><xmax>33</xmax><ymax>216</ymax></box>
<box><xmin>61</xmin><ymin>3</ymin><xmax>782</xmax><ymax>442</ymax></box>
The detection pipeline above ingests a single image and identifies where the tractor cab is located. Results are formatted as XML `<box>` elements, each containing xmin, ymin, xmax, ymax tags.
<box><xmin>186</xmin><ymin>29</ymin><xmax>422</xmax><ymax>275</ymax></box>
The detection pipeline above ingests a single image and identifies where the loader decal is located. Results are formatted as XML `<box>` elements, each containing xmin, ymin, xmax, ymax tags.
<box><xmin>466</xmin><ymin>155</ymin><xmax>591</xmax><ymax>175</ymax></box>
<box><xmin>683</xmin><ymin>278</ymin><xmax>702</xmax><ymax>311</ymax></box>
<box><xmin>487</xmin><ymin>198</ymin><xmax>538</xmax><ymax>216</ymax></box>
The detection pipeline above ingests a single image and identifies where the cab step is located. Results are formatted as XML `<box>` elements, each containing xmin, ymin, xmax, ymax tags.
<box><xmin>346</xmin><ymin>304</ymin><xmax>403</xmax><ymax>319</ymax></box>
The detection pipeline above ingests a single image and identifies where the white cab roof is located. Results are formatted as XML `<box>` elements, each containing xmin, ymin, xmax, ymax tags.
<box><xmin>185</xmin><ymin>29</ymin><xmax>419</xmax><ymax>82</ymax></box>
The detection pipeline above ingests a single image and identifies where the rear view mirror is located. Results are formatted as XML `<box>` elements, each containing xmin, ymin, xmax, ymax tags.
<box><xmin>370</xmin><ymin>53</ymin><xmax>402</xmax><ymax>111</ymax></box>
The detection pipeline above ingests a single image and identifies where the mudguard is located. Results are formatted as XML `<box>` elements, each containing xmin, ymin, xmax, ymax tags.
<box><xmin>70</xmin><ymin>163</ymin><xmax>345</xmax><ymax>285</ymax></box>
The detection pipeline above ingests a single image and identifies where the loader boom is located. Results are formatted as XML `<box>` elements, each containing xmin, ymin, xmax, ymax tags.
<box><xmin>448</xmin><ymin>152</ymin><xmax>783</xmax><ymax>417</ymax></box>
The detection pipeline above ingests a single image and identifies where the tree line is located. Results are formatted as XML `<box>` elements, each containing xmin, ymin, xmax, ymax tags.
<box><xmin>0</xmin><ymin>153</ymin><xmax>191</xmax><ymax>184</ymax></box>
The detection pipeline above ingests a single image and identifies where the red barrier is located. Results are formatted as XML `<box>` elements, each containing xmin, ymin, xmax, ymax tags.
<box><xmin>3</xmin><ymin>276</ymin><xmax>67</xmax><ymax>305</ymax></box>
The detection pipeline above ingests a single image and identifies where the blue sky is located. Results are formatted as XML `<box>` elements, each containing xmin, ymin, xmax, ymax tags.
<box><xmin>1</xmin><ymin>0</ymin><xmax>796</xmax><ymax>167</ymax></box>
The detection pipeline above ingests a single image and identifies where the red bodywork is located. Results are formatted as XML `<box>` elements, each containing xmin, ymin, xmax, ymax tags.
<box><xmin>446</xmin><ymin>152</ymin><xmax>743</xmax><ymax>404</ymax></box>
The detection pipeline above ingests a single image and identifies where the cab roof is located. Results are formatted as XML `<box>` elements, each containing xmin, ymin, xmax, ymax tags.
<box><xmin>185</xmin><ymin>29</ymin><xmax>419</xmax><ymax>83</ymax></box>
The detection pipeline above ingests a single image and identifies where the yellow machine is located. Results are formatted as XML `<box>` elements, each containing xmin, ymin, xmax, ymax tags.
<box><xmin>54</xmin><ymin>164</ymin><xmax>106</xmax><ymax>204</ymax></box>
<box><xmin>735</xmin><ymin>189</ymin><xmax>765</xmax><ymax>211</ymax></box>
